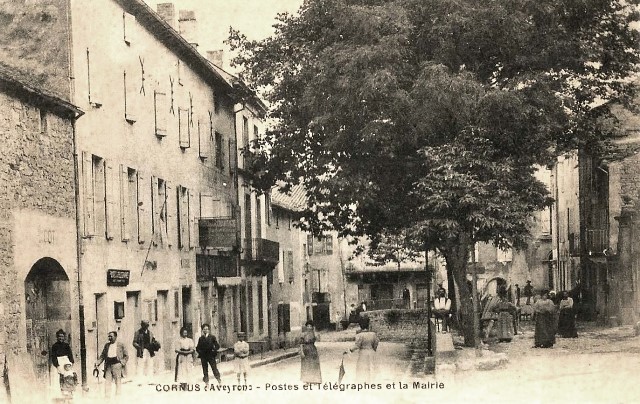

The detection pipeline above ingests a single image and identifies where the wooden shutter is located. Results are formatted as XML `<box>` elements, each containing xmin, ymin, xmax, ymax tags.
<box><xmin>150</xmin><ymin>176</ymin><xmax>159</xmax><ymax>240</ymax></box>
<box><xmin>166</xmin><ymin>181</ymin><xmax>174</xmax><ymax>247</ymax></box>
<box><xmin>324</xmin><ymin>236</ymin><xmax>333</xmax><ymax>255</ymax></box>
<box><xmin>124</xmin><ymin>71</ymin><xmax>137</xmax><ymax>123</ymax></box>
<box><xmin>105</xmin><ymin>161</ymin><xmax>117</xmax><ymax>240</ymax></box>
<box><xmin>179</xmin><ymin>108</ymin><xmax>190</xmax><ymax>148</ymax></box>
<box><xmin>123</xmin><ymin>12</ymin><xmax>135</xmax><ymax>45</ymax></box>
<box><xmin>119</xmin><ymin>164</ymin><xmax>130</xmax><ymax>241</ymax></box>
<box><xmin>178</xmin><ymin>186</ymin><xmax>188</xmax><ymax>249</ymax></box>
<box><xmin>188</xmin><ymin>188</ymin><xmax>198</xmax><ymax>248</ymax></box>
<box><xmin>154</xmin><ymin>91</ymin><xmax>168</xmax><ymax>136</ymax></box>
<box><xmin>200</xmin><ymin>192</ymin><xmax>214</xmax><ymax>218</ymax></box>
<box><xmin>287</xmin><ymin>250</ymin><xmax>294</xmax><ymax>283</ymax></box>
<box><xmin>82</xmin><ymin>151</ymin><xmax>95</xmax><ymax>237</ymax></box>
<box><xmin>307</xmin><ymin>234</ymin><xmax>313</xmax><ymax>256</ymax></box>
<box><xmin>137</xmin><ymin>171</ymin><xmax>147</xmax><ymax>244</ymax></box>
<box><xmin>277</xmin><ymin>251</ymin><xmax>285</xmax><ymax>283</ymax></box>
<box><xmin>198</xmin><ymin>119</ymin><xmax>209</xmax><ymax>158</ymax></box>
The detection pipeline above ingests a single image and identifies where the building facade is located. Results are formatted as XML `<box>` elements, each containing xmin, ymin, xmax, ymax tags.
<box><xmin>0</xmin><ymin>0</ymin><xmax>250</xmax><ymax>390</ymax></box>
<box><xmin>0</xmin><ymin>64</ymin><xmax>82</xmax><ymax>396</ymax></box>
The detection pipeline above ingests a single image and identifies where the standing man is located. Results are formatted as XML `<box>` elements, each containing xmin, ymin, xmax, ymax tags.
<box><xmin>132</xmin><ymin>320</ymin><xmax>154</xmax><ymax>384</ymax></box>
<box><xmin>433</xmin><ymin>290</ymin><xmax>452</xmax><ymax>333</ymax></box>
<box><xmin>402</xmin><ymin>286</ymin><xmax>411</xmax><ymax>309</ymax></box>
<box><xmin>196</xmin><ymin>324</ymin><xmax>222</xmax><ymax>384</ymax></box>
<box><xmin>50</xmin><ymin>329</ymin><xmax>73</xmax><ymax>392</ymax></box>
<box><xmin>524</xmin><ymin>280</ymin><xmax>534</xmax><ymax>305</ymax></box>
<box><xmin>233</xmin><ymin>332</ymin><xmax>250</xmax><ymax>385</ymax></box>
<box><xmin>515</xmin><ymin>284</ymin><xmax>521</xmax><ymax>306</ymax></box>
<box><xmin>95</xmin><ymin>331</ymin><xmax>128</xmax><ymax>398</ymax></box>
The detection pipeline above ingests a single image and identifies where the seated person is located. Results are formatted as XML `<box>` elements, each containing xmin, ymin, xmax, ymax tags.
<box><xmin>433</xmin><ymin>290</ymin><xmax>452</xmax><ymax>332</ymax></box>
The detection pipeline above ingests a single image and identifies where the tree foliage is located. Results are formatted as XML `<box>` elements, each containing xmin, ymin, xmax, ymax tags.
<box><xmin>228</xmin><ymin>0</ymin><xmax>640</xmax><ymax>345</ymax></box>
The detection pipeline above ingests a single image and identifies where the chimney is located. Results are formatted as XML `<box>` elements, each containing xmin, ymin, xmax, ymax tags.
<box><xmin>156</xmin><ymin>3</ymin><xmax>177</xmax><ymax>30</ymax></box>
<box><xmin>206</xmin><ymin>50</ymin><xmax>225</xmax><ymax>69</ymax></box>
<box><xmin>178</xmin><ymin>10</ymin><xmax>198</xmax><ymax>48</ymax></box>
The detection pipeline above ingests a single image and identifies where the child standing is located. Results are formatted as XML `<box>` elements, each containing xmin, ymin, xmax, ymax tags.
<box><xmin>233</xmin><ymin>332</ymin><xmax>250</xmax><ymax>385</ymax></box>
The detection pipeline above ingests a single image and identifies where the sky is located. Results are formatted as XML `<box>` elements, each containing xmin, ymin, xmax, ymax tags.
<box><xmin>143</xmin><ymin>0</ymin><xmax>304</xmax><ymax>72</ymax></box>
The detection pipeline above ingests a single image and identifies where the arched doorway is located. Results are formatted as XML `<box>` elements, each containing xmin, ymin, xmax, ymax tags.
<box><xmin>24</xmin><ymin>257</ymin><xmax>71</xmax><ymax>385</ymax></box>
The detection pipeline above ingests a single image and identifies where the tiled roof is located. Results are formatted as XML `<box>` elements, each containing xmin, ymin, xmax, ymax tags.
<box><xmin>271</xmin><ymin>184</ymin><xmax>308</xmax><ymax>212</ymax></box>
<box><xmin>0</xmin><ymin>62</ymin><xmax>82</xmax><ymax>118</ymax></box>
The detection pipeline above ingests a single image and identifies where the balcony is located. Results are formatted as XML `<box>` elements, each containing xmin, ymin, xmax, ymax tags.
<box><xmin>242</xmin><ymin>238</ymin><xmax>280</xmax><ymax>275</ymax></box>
<box><xmin>196</xmin><ymin>254</ymin><xmax>239</xmax><ymax>281</ymax></box>
<box><xmin>586</xmin><ymin>229</ymin><xmax>608</xmax><ymax>254</ymax></box>
<box><xmin>199</xmin><ymin>217</ymin><xmax>238</xmax><ymax>250</ymax></box>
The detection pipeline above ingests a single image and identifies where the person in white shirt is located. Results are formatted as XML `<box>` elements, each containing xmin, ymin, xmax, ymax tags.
<box><xmin>233</xmin><ymin>332</ymin><xmax>250</xmax><ymax>385</ymax></box>
<box><xmin>433</xmin><ymin>290</ymin><xmax>452</xmax><ymax>333</ymax></box>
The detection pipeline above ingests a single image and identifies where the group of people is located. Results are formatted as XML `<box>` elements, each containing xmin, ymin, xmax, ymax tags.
<box><xmin>299</xmin><ymin>317</ymin><xmax>380</xmax><ymax>385</ymax></box>
<box><xmin>533</xmin><ymin>289</ymin><xmax>578</xmax><ymax>348</ymax></box>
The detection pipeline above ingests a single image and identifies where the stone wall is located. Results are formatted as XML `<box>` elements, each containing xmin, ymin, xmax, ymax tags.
<box><xmin>0</xmin><ymin>0</ymin><xmax>71</xmax><ymax>101</ymax></box>
<box><xmin>367</xmin><ymin>309</ymin><xmax>431</xmax><ymax>342</ymax></box>
<box><xmin>0</xmin><ymin>90</ymin><xmax>76</xmax><ymax>373</ymax></box>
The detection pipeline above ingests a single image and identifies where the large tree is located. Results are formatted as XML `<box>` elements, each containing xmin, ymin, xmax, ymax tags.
<box><xmin>228</xmin><ymin>0</ymin><xmax>640</xmax><ymax>345</ymax></box>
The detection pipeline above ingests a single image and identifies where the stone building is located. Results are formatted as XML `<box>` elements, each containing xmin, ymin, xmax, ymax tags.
<box><xmin>0</xmin><ymin>63</ymin><xmax>82</xmax><ymax>395</ymax></box>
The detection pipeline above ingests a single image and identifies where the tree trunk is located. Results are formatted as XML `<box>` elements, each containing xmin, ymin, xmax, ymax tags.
<box><xmin>442</xmin><ymin>234</ymin><xmax>475</xmax><ymax>347</ymax></box>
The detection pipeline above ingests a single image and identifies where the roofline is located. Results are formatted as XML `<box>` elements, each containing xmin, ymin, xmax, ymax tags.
<box><xmin>0</xmin><ymin>71</ymin><xmax>83</xmax><ymax>119</ymax></box>
<box><xmin>116</xmin><ymin>0</ymin><xmax>236</xmax><ymax>97</ymax></box>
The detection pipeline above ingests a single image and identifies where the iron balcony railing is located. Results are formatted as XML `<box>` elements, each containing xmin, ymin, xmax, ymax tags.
<box><xmin>242</xmin><ymin>238</ymin><xmax>280</xmax><ymax>264</ymax></box>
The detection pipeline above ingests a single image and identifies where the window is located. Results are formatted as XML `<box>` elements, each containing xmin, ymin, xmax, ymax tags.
<box><xmin>324</xmin><ymin>235</ymin><xmax>333</xmax><ymax>254</ymax></box>
<box><xmin>253</xmin><ymin>125</ymin><xmax>259</xmax><ymax>141</ymax></box>
<box><xmin>306</xmin><ymin>234</ymin><xmax>332</xmax><ymax>255</ymax></box>
<box><xmin>215</xmin><ymin>132</ymin><xmax>224</xmax><ymax>169</ymax></box>
<box><xmin>266</xmin><ymin>194</ymin><xmax>271</xmax><ymax>226</ymax></box>
<box><xmin>154</xmin><ymin>91</ymin><xmax>168</xmax><ymax>136</ymax></box>
<box><xmin>242</xmin><ymin>117</ymin><xmax>249</xmax><ymax>149</ymax></box>
<box><xmin>178</xmin><ymin>108</ymin><xmax>190</xmax><ymax>148</ymax></box>
<box><xmin>247</xmin><ymin>283</ymin><xmax>254</xmax><ymax>334</ymax></box>
<box><xmin>277</xmin><ymin>251</ymin><xmax>285</xmax><ymax>283</ymax></box>
<box><xmin>497</xmin><ymin>246</ymin><xmax>513</xmax><ymax>263</ymax></box>
<box><xmin>123</xmin><ymin>12</ymin><xmax>135</xmax><ymax>45</ymax></box>
<box><xmin>92</xmin><ymin>155</ymin><xmax>106</xmax><ymax>237</ymax></box>
<box><xmin>177</xmin><ymin>59</ymin><xmax>184</xmax><ymax>86</ymax></box>
<box><xmin>228</xmin><ymin>139</ymin><xmax>234</xmax><ymax>174</ymax></box>
<box><xmin>277</xmin><ymin>304</ymin><xmax>291</xmax><ymax>333</ymax></box>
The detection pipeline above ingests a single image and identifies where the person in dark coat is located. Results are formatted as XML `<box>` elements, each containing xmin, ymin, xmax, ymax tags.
<box><xmin>50</xmin><ymin>329</ymin><xmax>74</xmax><ymax>391</ymax></box>
<box><xmin>196</xmin><ymin>323</ymin><xmax>221</xmax><ymax>384</ymax></box>
<box><xmin>533</xmin><ymin>290</ymin><xmax>557</xmax><ymax>348</ymax></box>
<box><xmin>524</xmin><ymin>281</ymin><xmax>534</xmax><ymax>305</ymax></box>
<box><xmin>132</xmin><ymin>320</ymin><xmax>155</xmax><ymax>383</ymax></box>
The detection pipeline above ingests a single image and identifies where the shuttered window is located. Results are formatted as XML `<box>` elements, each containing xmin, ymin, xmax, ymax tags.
<box><xmin>105</xmin><ymin>161</ymin><xmax>118</xmax><ymax>240</ymax></box>
<box><xmin>124</xmin><ymin>71</ymin><xmax>138</xmax><ymax>123</ymax></box>
<box><xmin>82</xmin><ymin>151</ymin><xmax>95</xmax><ymax>237</ymax></box>
<box><xmin>179</xmin><ymin>108</ymin><xmax>190</xmax><ymax>148</ymax></box>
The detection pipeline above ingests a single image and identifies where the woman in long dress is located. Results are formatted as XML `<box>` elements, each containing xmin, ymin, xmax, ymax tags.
<box><xmin>491</xmin><ymin>287</ymin><xmax>518</xmax><ymax>342</ymax></box>
<box><xmin>175</xmin><ymin>327</ymin><xmax>195</xmax><ymax>383</ymax></box>
<box><xmin>345</xmin><ymin>316</ymin><xmax>379</xmax><ymax>381</ymax></box>
<box><xmin>533</xmin><ymin>290</ymin><xmax>557</xmax><ymax>348</ymax></box>
<box><xmin>557</xmin><ymin>291</ymin><xmax>578</xmax><ymax>338</ymax></box>
<box><xmin>300</xmin><ymin>320</ymin><xmax>322</xmax><ymax>384</ymax></box>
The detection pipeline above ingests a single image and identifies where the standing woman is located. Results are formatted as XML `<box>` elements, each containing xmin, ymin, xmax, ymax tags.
<box><xmin>533</xmin><ymin>290</ymin><xmax>557</xmax><ymax>348</ymax></box>
<box><xmin>557</xmin><ymin>291</ymin><xmax>578</xmax><ymax>338</ymax></box>
<box><xmin>300</xmin><ymin>320</ymin><xmax>322</xmax><ymax>385</ymax></box>
<box><xmin>345</xmin><ymin>316</ymin><xmax>379</xmax><ymax>381</ymax></box>
<box><xmin>175</xmin><ymin>327</ymin><xmax>195</xmax><ymax>383</ymax></box>
<box><xmin>491</xmin><ymin>287</ymin><xmax>518</xmax><ymax>342</ymax></box>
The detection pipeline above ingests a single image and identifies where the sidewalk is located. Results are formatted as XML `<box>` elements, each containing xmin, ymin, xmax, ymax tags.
<box><xmin>77</xmin><ymin>347</ymin><xmax>299</xmax><ymax>402</ymax></box>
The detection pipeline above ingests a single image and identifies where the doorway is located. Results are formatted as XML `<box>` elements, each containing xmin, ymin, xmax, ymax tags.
<box><xmin>24</xmin><ymin>257</ymin><xmax>71</xmax><ymax>386</ymax></box>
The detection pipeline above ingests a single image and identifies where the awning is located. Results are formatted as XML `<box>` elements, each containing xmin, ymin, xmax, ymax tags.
<box><xmin>587</xmin><ymin>256</ymin><xmax>608</xmax><ymax>265</ymax></box>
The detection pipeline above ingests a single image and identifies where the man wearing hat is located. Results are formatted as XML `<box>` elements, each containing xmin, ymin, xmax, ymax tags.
<box><xmin>524</xmin><ymin>280</ymin><xmax>534</xmax><ymax>305</ymax></box>
<box><xmin>132</xmin><ymin>320</ymin><xmax>154</xmax><ymax>383</ymax></box>
<box><xmin>233</xmin><ymin>332</ymin><xmax>250</xmax><ymax>385</ymax></box>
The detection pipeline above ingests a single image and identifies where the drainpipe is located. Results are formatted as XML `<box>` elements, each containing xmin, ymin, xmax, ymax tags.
<box><xmin>555</xmin><ymin>162</ymin><xmax>561</xmax><ymax>291</ymax></box>
<box><xmin>65</xmin><ymin>0</ymin><xmax>88</xmax><ymax>392</ymax></box>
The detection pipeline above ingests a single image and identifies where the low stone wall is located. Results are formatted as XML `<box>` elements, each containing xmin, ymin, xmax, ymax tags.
<box><xmin>366</xmin><ymin>309</ymin><xmax>431</xmax><ymax>341</ymax></box>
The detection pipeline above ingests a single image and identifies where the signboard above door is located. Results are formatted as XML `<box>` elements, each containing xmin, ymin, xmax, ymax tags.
<box><xmin>107</xmin><ymin>269</ymin><xmax>130</xmax><ymax>286</ymax></box>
